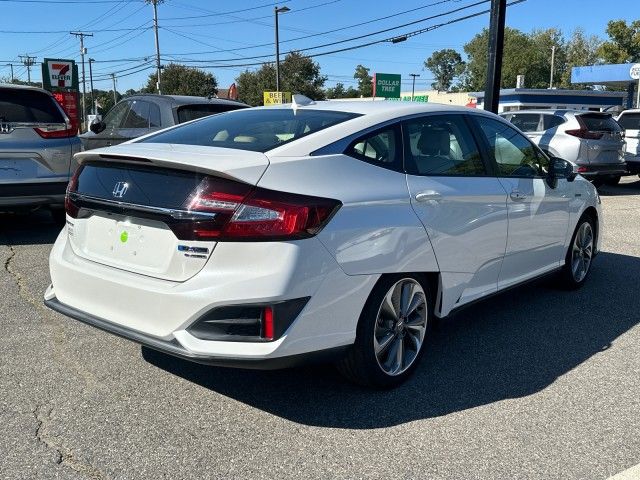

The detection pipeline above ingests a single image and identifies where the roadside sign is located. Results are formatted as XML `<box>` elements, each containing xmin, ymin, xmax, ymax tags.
<box><xmin>630</xmin><ymin>64</ymin><xmax>640</xmax><ymax>80</ymax></box>
<box><xmin>373</xmin><ymin>73</ymin><xmax>401</xmax><ymax>98</ymax></box>
<box><xmin>41</xmin><ymin>58</ymin><xmax>79</xmax><ymax>90</ymax></box>
<box><xmin>263</xmin><ymin>91</ymin><xmax>292</xmax><ymax>105</ymax></box>
<box><xmin>41</xmin><ymin>58</ymin><xmax>80</xmax><ymax>132</ymax></box>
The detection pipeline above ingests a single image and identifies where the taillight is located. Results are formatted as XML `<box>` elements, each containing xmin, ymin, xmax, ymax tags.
<box><xmin>565</xmin><ymin>129</ymin><xmax>604</xmax><ymax>140</ymax></box>
<box><xmin>172</xmin><ymin>177</ymin><xmax>341</xmax><ymax>241</ymax></box>
<box><xmin>65</xmin><ymin>166</ymin><xmax>83</xmax><ymax>218</ymax></box>
<box><xmin>34</xmin><ymin>122</ymin><xmax>77</xmax><ymax>139</ymax></box>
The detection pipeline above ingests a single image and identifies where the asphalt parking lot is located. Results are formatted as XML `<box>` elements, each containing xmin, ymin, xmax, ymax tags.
<box><xmin>1</xmin><ymin>177</ymin><xmax>639</xmax><ymax>480</ymax></box>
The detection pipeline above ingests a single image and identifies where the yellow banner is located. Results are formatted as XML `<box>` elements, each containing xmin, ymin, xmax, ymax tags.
<box><xmin>263</xmin><ymin>91</ymin><xmax>292</xmax><ymax>105</ymax></box>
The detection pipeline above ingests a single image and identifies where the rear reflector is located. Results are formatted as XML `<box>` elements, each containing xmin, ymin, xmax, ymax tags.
<box><xmin>577</xmin><ymin>166</ymin><xmax>588</xmax><ymax>173</ymax></box>
<box><xmin>262</xmin><ymin>306</ymin><xmax>274</xmax><ymax>340</ymax></box>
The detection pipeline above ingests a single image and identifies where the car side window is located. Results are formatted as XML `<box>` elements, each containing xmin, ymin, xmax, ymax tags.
<box><xmin>122</xmin><ymin>100</ymin><xmax>153</xmax><ymax>129</ymax></box>
<box><xmin>149</xmin><ymin>103</ymin><xmax>161</xmax><ymax>127</ymax></box>
<box><xmin>509</xmin><ymin>113</ymin><xmax>541</xmax><ymax>132</ymax></box>
<box><xmin>347</xmin><ymin>125</ymin><xmax>401</xmax><ymax>170</ymax></box>
<box><xmin>542</xmin><ymin>114</ymin><xmax>565</xmax><ymax>130</ymax></box>
<box><xmin>403</xmin><ymin>114</ymin><xmax>486</xmax><ymax>176</ymax></box>
<box><xmin>102</xmin><ymin>101</ymin><xmax>130</xmax><ymax>130</ymax></box>
<box><xmin>475</xmin><ymin>117</ymin><xmax>545</xmax><ymax>177</ymax></box>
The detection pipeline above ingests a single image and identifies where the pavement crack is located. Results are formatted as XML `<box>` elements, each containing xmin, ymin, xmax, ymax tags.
<box><xmin>4</xmin><ymin>244</ymin><xmax>42</xmax><ymax>311</ymax></box>
<box><xmin>33</xmin><ymin>404</ymin><xmax>109</xmax><ymax>480</ymax></box>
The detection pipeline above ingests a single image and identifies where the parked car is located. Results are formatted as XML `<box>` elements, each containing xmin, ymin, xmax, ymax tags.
<box><xmin>616</xmin><ymin>109</ymin><xmax>640</xmax><ymax>176</ymax></box>
<box><xmin>500</xmin><ymin>110</ymin><xmax>626</xmax><ymax>186</ymax></box>
<box><xmin>0</xmin><ymin>84</ymin><xmax>80</xmax><ymax>221</ymax></box>
<box><xmin>80</xmin><ymin>94</ymin><xmax>248</xmax><ymax>150</ymax></box>
<box><xmin>45</xmin><ymin>99</ymin><xmax>602</xmax><ymax>388</ymax></box>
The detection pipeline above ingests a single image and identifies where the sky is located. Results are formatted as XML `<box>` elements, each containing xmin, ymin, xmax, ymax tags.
<box><xmin>0</xmin><ymin>0</ymin><xmax>637</xmax><ymax>93</ymax></box>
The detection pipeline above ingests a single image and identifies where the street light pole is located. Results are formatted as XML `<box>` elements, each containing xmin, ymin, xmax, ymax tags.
<box><xmin>5</xmin><ymin>64</ymin><xmax>14</xmax><ymax>82</ymax></box>
<box><xmin>71</xmin><ymin>32</ymin><xmax>93</xmax><ymax>128</ymax></box>
<box><xmin>88</xmin><ymin>58</ymin><xmax>95</xmax><ymax>115</ymax></box>
<box><xmin>409</xmin><ymin>73</ymin><xmax>420</xmax><ymax>100</ymax></box>
<box><xmin>274</xmin><ymin>5</ymin><xmax>290</xmax><ymax>93</ymax></box>
<box><xmin>111</xmin><ymin>73</ymin><xmax>117</xmax><ymax>105</ymax></box>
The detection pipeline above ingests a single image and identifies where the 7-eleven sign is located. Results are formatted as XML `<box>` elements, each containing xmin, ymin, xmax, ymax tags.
<box><xmin>42</xmin><ymin>58</ymin><xmax>78</xmax><ymax>90</ymax></box>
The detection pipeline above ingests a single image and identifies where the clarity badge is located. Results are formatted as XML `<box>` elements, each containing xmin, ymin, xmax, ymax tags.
<box><xmin>120</xmin><ymin>231</ymin><xmax>129</xmax><ymax>243</ymax></box>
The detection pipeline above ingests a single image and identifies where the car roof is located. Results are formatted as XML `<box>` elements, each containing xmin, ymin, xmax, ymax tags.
<box><xmin>125</xmin><ymin>93</ymin><xmax>247</xmax><ymax>107</ymax></box>
<box><xmin>0</xmin><ymin>83</ymin><xmax>52</xmax><ymax>95</ymax></box>
<box><xmin>618</xmin><ymin>109</ymin><xmax>640</xmax><ymax>114</ymax></box>
<box><xmin>503</xmin><ymin>109</ymin><xmax>611</xmax><ymax>116</ymax></box>
<box><xmin>262</xmin><ymin>99</ymin><xmax>479</xmax><ymax>116</ymax></box>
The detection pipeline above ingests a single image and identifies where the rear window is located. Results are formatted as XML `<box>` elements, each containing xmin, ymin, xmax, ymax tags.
<box><xmin>543</xmin><ymin>114</ymin><xmax>566</xmax><ymax>130</ymax></box>
<box><xmin>141</xmin><ymin>108</ymin><xmax>360</xmax><ymax>152</ymax></box>
<box><xmin>0</xmin><ymin>88</ymin><xmax>64</xmax><ymax>123</ymax></box>
<box><xmin>579</xmin><ymin>113</ymin><xmax>621</xmax><ymax>132</ymax></box>
<box><xmin>617</xmin><ymin>113</ymin><xmax>640</xmax><ymax>130</ymax></box>
<box><xmin>177</xmin><ymin>103</ymin><xmax>246</xmax><ymax>123</ymax></box>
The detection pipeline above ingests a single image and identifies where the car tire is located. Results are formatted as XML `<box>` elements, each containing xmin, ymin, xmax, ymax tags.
<box><xmin>557</xmin><ymin>215</ymin><xmax>595</xmax><ymax>290</ymax></box>
<box><xmin>604</xmin><ymin>175</ymin><xmax>621</xmax><ymax>186</ymax></box>
<box><xmin>590</xmin><ymin>178</ymin><xmax>604</xmax><ymax>188</ymax></box>
<box><xmin>336</xmin><ymin>274</ymin><xmax>432</xmax><ymax>388</ymax></box>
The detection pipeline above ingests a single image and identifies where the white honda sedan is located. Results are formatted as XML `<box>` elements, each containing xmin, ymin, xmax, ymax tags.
<box><xmin>45</xmin><ymin>99</ymin><xmax>602</xmax><ymax>388</ymax></box>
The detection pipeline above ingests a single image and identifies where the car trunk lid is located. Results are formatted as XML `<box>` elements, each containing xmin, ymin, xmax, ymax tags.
<box><xmin>67</xmin><ymin>143</ymin><xmax>270</xmax><ymax>282</ymax></box>
<box><xmin>575</xmin><ymin>113</ymin><xmax>625</xmax><ymax>164</ymax></box>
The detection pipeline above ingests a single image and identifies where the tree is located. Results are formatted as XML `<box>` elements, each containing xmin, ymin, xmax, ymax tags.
<box><xmin>236</xmin><ymin>52</ymin><xmax>326</xmax><ymax>106</ymax></box>
<box><xmin>142</xmin><ymin>63</ymin><xmax>217</xmax><ymax>97</ymax></box>
<box><xmin>425</xmin><ymin>49</ymin><xmax>465</xmax><ymax>91</ymax></box>
<box><xmin>462</xmin><ymin>27</ymin><xmax>560</xmax><ymax>90</ymax></box>
<box><xmin>560</xmin><ymin>28</ymin><xmax>602</xmax><ymax>87</ymax></box>
<box><xmin>353</xmin><ymin>64</ymin><xmax>372</xmax><ymax>97</ymax></box>
<box><xmin>325</xmin><ymin>82</ymin><xmax>359</xmax><ymax>99</ymax></box>
<box><xmin>597</xmin><ymin>20</ymin><xmax>640</xmax><ymax>63</ymax></box>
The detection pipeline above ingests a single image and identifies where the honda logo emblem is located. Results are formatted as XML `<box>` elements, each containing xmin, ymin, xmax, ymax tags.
<box><xmin>112</xmin><ymin>182</ymin><xmax>129</xmax><ymax>198</ymax></box>
<box><xmin>0</xmin><ymin>123</ymin><xmax>14</xmax><ymax>134</ymax></box>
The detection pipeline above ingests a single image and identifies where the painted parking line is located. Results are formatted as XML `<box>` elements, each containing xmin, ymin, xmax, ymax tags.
<box><xmin>608</xmin><ymin>463</ymin><xmax>640</xmax><ymax>480</ymax></box>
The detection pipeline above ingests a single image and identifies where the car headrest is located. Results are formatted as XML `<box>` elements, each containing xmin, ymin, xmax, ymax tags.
<box><xmin>417</xmin><ymin>127</ymin><xmax>450</xmax><ymax>156</ymax></box>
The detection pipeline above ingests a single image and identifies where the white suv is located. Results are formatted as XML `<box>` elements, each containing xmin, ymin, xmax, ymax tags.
<box><xmin>616</xmin><ymin>109</ymin><xmax>640</xmax><ymax>177</ymax></box>
<box><xmin>45</xmin><ymin>100</ymin><xmax>602</xmax><ymax>388</ymax></box>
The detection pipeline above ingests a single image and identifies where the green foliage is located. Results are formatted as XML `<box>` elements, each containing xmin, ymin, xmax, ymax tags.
<box><xmin>143</xmin><ymin>63</ymin><xmax>218</xmax><ymax>97</ymax></box>
<box><xmin>353</xmin><ymin>64</ymin><xmax>372</xmax><ymax>97</ymax></box>
<box><xmin>597</xmin><ymin>20</ymin><xmax>640</xmax><ymax>63</ymax></box>
<box><xmin>325</xmin><ymin>82</ymin><xmax>359</xmax><ymax>99</ymax></box>
<box><xmin>425</xmin><ymin>49</ymin><xmax>465</xmax><ymax>91</ymax></box>
<box><xmin>236</xmin><ymin>52</ymin><xmax>326</xmax><ymax>106</ymax></box>
<box><xmin>560</xmin><ymin>28</ymin><xmax>602</xmax><ymax>87</ymax></box>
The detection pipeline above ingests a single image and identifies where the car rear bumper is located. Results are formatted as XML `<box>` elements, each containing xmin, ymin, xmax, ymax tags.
<box><xmin>578</xmin><ymin>163</ymin><xmax>627</xmax><ymax>177</ymax></box>
<box><xmin>0</xmin><ymin>181</ymin><xmax>67</xmax><ymax>207</ymax></box>
<box><xmin>44</xmin><ymin>295</ymin><xmax>348</xmax><ymax>369</ymax></box>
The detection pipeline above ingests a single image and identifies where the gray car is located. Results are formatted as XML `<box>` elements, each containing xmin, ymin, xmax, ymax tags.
<box><xmin>0</xmin><ymin>84</ymin><xmax>81</xmax><ymax>220</ymax></box>
<box><xmin>80</xmin><ymin>94</ymin><xmax>248</xmax><ymax>150</ymax></box>
<box><xmin>501</xmin><ymin>110</ymin><xmax>626</xmax><ymax>185</ymax></box>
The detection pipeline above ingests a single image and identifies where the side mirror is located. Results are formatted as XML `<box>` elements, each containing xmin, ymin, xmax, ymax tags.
<box><xmin>548</xmin><ymin>157</ymin><xmax>577</xmax><ymax>183</ymax></box>
<box><xmin>89</xmin><ymin>119</ymin><xmax>106</xmax><ymax>134</ymax></box>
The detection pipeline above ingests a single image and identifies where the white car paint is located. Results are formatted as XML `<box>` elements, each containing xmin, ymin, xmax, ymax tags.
<box><xmin>45</xmin><ymin>101</ymin><xmax>603</xmax><ymax>368</ymax></box>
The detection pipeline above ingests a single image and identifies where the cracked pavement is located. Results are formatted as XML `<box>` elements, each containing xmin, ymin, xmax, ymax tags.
<box><xmin>1</xmin><ymin>178</ymin><xmax>640</xmax><ymax>480</ymax></box>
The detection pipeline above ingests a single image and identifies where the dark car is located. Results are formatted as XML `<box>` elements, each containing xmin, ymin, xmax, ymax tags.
<box><xmin>80</xmin><ymin>94</ymin><xmax>248</xmax><ymax>150</ymax></box>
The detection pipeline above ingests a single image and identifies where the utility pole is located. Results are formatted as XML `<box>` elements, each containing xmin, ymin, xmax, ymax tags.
<box><xmin>5</xmin><ymin>63</ymin><xmax>14</xmax><ymax>82</ymax></box>
<box><xmin>274</xmin><ymin>5</ymin><xmax>290</xmax><ymax>93</ymax></box>
<box><xmin>18</xmin><ymin>55</ymin><xmax>36</xmax><ymax>83</ymax></box>
<box><xmin>151</xmin><ymin>0</ymin><xmax>162</xmax><ymax>94</ymax></box>
<box><xmin>409</xmin><ymin>73</ymin><xmax>420</xmax><ymax>101</ymax></box>
<box><xmin>111</xmin><ymin>73</ymin><xmax>117</xmax><ymax>105</ymax></box>
<box><xmin>483</xmin><ymin>0</ymin><xmax>506</xmax><ymax>113</ymax></box>
<box><xmin>70</xmin><ymin>32</ymin><xmax>93</xmax><ymax>128</ymax></box>
<box><xmin>88</xmin><ymin>58</ymin><xmax>95</xmax><ymax>115</ymax></box>
<box><xmin>549</xmin><ymin>45</ymin><xmax>556</xmax><ymax>89</ymax></box>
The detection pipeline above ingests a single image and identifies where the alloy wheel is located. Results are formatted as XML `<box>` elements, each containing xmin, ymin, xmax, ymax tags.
<box><xmin>571</xmin><ymin>222</ymin><xmax>593</xmax><ymax>283</ymax></box>
<box><xmin>373</xmin><ymin>278</ymin><xmax>428</xmax><ymax>376</ymax></box>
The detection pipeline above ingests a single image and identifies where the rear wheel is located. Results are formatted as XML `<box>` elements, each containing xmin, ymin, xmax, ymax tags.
<box><xmin>337</xmin><ymin>275</ymin><xmax>431</xmax><ymax>388</ymax></box>
<box><xmin>558</xmin><ymin>215</ymin><xmax>595</xmax><ymax>289</ymax></box>
<box><xmin>590</xmin><ymin>178</ymin><xmax>604</xmax><ymax>188</ymax></box>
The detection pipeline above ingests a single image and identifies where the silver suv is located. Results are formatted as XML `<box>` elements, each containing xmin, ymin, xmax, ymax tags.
<box><xmin>0</xmin><ymin>84</ymin><xmax>81</xmax><ymax>220</ymax></box>
<box><xmin>501</xmin><ymin>110</ymin><xmax>626</xmax><ymax>186</ymax></box>
<box><xmin>616</xmin><ymin>109</ymin><xmax>640</xmax><ymax>177</ymax></box>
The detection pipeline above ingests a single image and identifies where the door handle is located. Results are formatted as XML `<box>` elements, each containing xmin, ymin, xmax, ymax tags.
<box><xmin>415</xmin><ymin>190</ymin><xmax>442</xmax><ymax>202</ymax></box>
<box><xmin>510</xmin><ymin>190</ymin><xmax>527</xmax><ymax>201</ymax></box>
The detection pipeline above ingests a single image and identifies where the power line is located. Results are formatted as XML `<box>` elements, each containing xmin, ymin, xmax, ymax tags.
<box><xmin>160</xmin><ymin>0</ymin><xmax>292</xmax><ymax>21</ymax></box>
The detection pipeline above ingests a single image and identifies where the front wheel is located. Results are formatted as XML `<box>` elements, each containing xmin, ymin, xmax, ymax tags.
<box><xmin>337</xmin><ymin>275</ymin><xmax>431</xmax><ymax>388</ymax></box>
<box><xmin>604</xmin><ymin>175</ymin><xmax>621</xmax><ymax>186</ymax></box>
<box><xmin>558</xmin><ymin>216</ymin><xmax>595</xmax><ymax>289</ymax></box>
